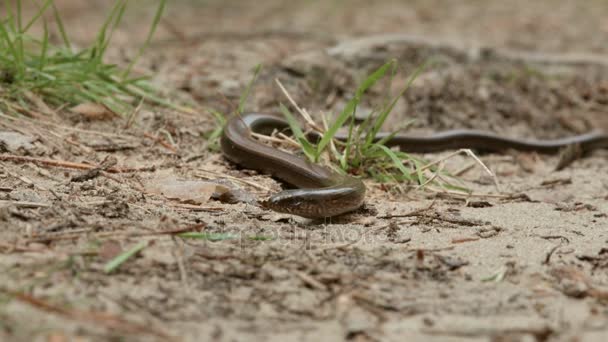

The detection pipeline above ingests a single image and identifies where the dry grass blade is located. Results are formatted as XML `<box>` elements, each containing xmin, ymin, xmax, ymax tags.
<box><xmin>275</xmin><ymin>78</ymin><xmax>322</xmax><ymax>131</ymax></box>
<box><xmin>411</xmin><ymin>149</ymin><xmax>500</xmax><ymax>191</ymax></box>
<box><xmin>0</xmin><ymin>154</ymin><xmax>153</xmax><ymax>173</ymax></box>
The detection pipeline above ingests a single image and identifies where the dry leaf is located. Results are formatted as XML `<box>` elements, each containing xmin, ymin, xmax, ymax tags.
<box><xmin>146</xmin><ymin>177</ymin><xmax>231</xmax><ymax>204</ymax></box>
<box><xmin>71</xmin><ymin>102</ymin><xmax>118</xmax><ymax>121</ymax></box>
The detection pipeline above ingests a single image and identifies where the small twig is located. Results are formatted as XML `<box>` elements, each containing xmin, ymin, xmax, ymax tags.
<box><xmin>124</xmin><ymin>97</ymin><xmax>144</xmax><ymax>129</ymax></box>
<box><xmin>539</xmin><ymin>235</ymin><xmax>571</xmax><ymax>244</ymax></box>
<box><xmin>377</xmin><ymin>200</ymin><xmax>436</xmax><ymax>219</ymax></box>
<box><xmin>251</xmin><ymin>132</ymin><xmax>300</xmax><ymax>148</ymax></box>
<box><xmin>293</xmin><ymin>270</ymin><xmax>327</xmax><ymax>291</ymax></box>
<box><xmin>63</xmin><ymin>136</ymin><xmax>95</xmax><ymax>154</ymax></box>
<box><xmin>453</xmin><ymin>162</ymin><xmax>476</xmax><ymax>176</ymax></box>
<box><xmin>0</xmin><ymin>154</ymin><xmax>154</xmax><ymax>173</ymax></box>
<box><xmin>452</xmin><ymin>237</ymin><xmax>480</xmax><ymax>244</ymax></box>
<box><xmin>143</xmin><ymin>132</ymin><xmax>177</xmax><ymax>153</ymax></box>
<box><xmin>0</xmin><ymin>112</ymin><xmax>135</xmax><ymax>139</ymax></box>
<box><xmin>413</xmin><ymin>212</ymin><xmax>484</xmax><ymax>227</ymax></box>
<box><xmin>426</xmin><ymin>188</ymin><xmax>516</xmax><ymax>199</ymax></box>
<box><xmin>407</xmin><ymin>246</ymin><xmax>455</xmax><ymax>252</ymax></box>
<box><xmin>276</xmin><ymin>132</ymin><xmax>303</xmax><ymax>148</ymax></box>
<box><xmin>541</xmin><ymin>235</ymin><xmax>570</xmax><ymax>265</ymax></box>
<box><xmin>159</xmin><ymin>128</ymin><xmax>178</xmax><ymax>147</ymax></box>
<box><xmin>416</xmin><ymin>162</ymin><xmax>444</xmax><ymax>190</ymax></box>
<box><xmin>412</xmin><ymin>149</ymin><xmax>499</xmax><ymax>191</ymax></box>
<box><xmin>195</xmin><ymin>169</ymin><xmax>271</xmax><ymax>191</ymax></box>
<box><xmin>71</xmin><ymin>156</ymin><xmax>118</xmax><ymax>182</ymax></box>
<box><xmin>543</xmin><ymin>244</ymin><xmax>563</xmax><ymax>265</ymax></box>
<box><xmin>275</xmin><ymin>78</ymin><xmax>323</xmax><ymax>132</ymax></box>
<box><xmin>167</xmin><ymin>203</ymin><xmax>225</xmax><ymax>212</ymax></box>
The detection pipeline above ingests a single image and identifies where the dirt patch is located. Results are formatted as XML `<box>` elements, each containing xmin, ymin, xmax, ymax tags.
<box><xmin>1</xmin><ymin>1</ymin><xmax>608</xmax><ymax>341</ymax></box>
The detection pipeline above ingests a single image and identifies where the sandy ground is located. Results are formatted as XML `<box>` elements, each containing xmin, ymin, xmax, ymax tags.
<box><xmin>1</xmin><ymin>1</ymin><xmax>608</xmax><ymax>341</ymax></box>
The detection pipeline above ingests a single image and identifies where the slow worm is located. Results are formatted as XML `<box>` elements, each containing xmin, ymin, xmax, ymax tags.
<box><xmin>221</xmin><ymin>112</ymin><xmax>608</xmax><ymax>218</ymax></box>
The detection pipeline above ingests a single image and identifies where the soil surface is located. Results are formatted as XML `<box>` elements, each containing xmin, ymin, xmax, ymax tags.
<box><xmin>2</xmin><ymin>1</ymin><xmax>608</xmax><ymax>341</ymax></box>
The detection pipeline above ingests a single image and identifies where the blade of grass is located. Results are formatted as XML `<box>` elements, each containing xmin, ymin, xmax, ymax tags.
<box><xmin>22</xmin><ymin>0</ymin><xmax>53</xmax><ymax>33</ymax></box>
<box><xmin>104</xmin><ymin>241</ymin><xmax>148</xmax><ymax>274</ymax></box>
<box><xmin>92</xmin><ymin>0</ymin><xmax>126</xmax><ymax>61</ymax></box>
<box><xmin>51</xmin><ymin>2</ymin><xmax>71</xmax><ymax>49</ymax></box>
<box><xmin>15</xmin><ymin>0</ymin><xmax>22</xmax><ymax>31</ymax></box>
<box><xmin>279</xmin><ymin>103</ymin><xmax>317</xmax><ymax>161</ymax></box>
<box><xmin>376</xmin><ymin>145</ymin><xmax>413</xmax><ymax>181</ymax></box>
<box><xmin>0</xmin><ymin>22</ymin><xmax>19</xmax><ymax>63</ymax></box>
<box><xmin>237</xmin><ymin>63</ymin><xmax>262</xmax><ymax>114</ymax></box>
<box><xmin>365</xmin><ymin>61</ymin><xmax>428</xmax><ymax>148</ymax></box>
<box><xmin>338</xmin><ymin>111</ymin><xmax>359</xmax><ymax>169</ymax></box>
<box><xmin>178</xmin><ymin>232</ymin><xmax>236</xmax><ymax>241</ymax></box>
<box><xmin>103</xmin><ymin>1</ymin><xmax>129</xmax><ymax>55</ymax></box>
<box><xmin>14</xmin><ymin>0</ymin><xmax>24</xmax><ymax>77</ymax></box>
<box><xmin>412</xmin><ymin>159</ymin><xmax>427</xmax><ymax>185</ymax></box>
<box><xmin>3</xmin><ymin>1</ymin><xmax>14</xmax><ymax>30</ymax></box>
<box><xmin>209</xmin><ymin>108</ymin><xmax>226</xmax><ymax>126</ymax></box>
<box><xmin>317</xmin><ymin>60</ymin><xmax>396</xmax><ymax>155</ymax></box>
<box><xmin>37</xmin><ymin>19</ymin><xmax>49</xmax><ymax>70</ymax></box>
<box><xmin>123</xmin><ymin>0</ymin><xmax>166</xmax><ymax>77</ymax></box>
<box><xmin>203</xmin><ymin>109</ymin><xmax>227</xmax><ymax>150</ymax></box>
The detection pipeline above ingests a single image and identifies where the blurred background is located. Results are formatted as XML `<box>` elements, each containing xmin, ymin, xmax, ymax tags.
<box><xmin>3</xmin><ymin>0</ymin><xmax>607</xmax><ymax>133</ymax></box>
<box><xmin>8</xmin><ymin>0</ymin><xmax>608</xmax><ymax>53</ymax></box>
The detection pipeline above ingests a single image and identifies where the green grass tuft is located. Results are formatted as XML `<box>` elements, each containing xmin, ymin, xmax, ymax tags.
<box><xmin>279</xmin><ymin>60</ymin><xmax>470</xmax><ymax>192</ymax></box>
<box><xmin>0</xmin><ymin>0</ymin><xmax>171</xmax><ymax>116</ymax></box>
